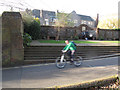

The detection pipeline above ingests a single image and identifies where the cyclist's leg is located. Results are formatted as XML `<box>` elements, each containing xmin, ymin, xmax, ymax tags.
<box><xmin>68</xmin><ymin>50</ymin><xmax>75</xmax><ymax>64</ymax></box>
<box><xmin>71</xmin><ymin>50</ymin><xmax>75</xmax><ymax>61</ymax></box>
<box><xmin>67</xmin><ymin>50</ymin><xmax>72</xmax><ymax>60</ymax></box>
<box><xmin>67</xmin><ymin>50</ymin><xmax>73</xmax><ymax>64</ymax></box>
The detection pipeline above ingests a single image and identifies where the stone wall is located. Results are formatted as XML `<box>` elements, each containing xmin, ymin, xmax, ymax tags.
<box><xmin>2</xmin><ymin>12</ymin><xmax>24</xmax><ymax>67</ymax></box>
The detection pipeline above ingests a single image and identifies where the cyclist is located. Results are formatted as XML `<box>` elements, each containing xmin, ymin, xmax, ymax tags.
<box><xmin>62</xmin><ymin>40</ymin><xmax>76</xmax><ymax>64</ymax></box>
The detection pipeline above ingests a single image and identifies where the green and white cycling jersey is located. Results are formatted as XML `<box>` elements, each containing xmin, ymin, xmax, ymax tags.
<box><xmin>63</xmin><ymin>42</ymin><xmax>76</xmax><ymax>51</ymax></box>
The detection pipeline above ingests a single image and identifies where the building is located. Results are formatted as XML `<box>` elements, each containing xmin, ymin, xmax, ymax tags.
<box><xmin>32</xmin><ymin>9</ymin><xmax>98</xmax><ymax>28</ymax></box>
<box><xmin>68</xmin><ymin>11</ymin><xmax>96</xmax><ymax>28</ymax></box>
<box><xmin>32</xmin><ymin>9</ymin><xmax>40</xmax><ymax>18</ymax></box>
<box><xmin>32</xmin><ymin>9</ymin><xmax>56</xmax><ymax>26</ymax></box>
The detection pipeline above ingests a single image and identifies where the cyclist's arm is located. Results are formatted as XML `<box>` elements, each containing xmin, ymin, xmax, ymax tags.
<box><xmin>64</xmin><ymin>43</ymin><xmax>71</xmax><ymax>51</ymax></box>
<box><xmin>63</xmin><ymin>46</ymin><xmax>67</xmax><ymax>50</ymax></box>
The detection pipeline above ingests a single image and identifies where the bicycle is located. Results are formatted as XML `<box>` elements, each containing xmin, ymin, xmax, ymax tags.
<box><xmin>55</xmin><ymin>51</ymin><xmax>83</xmax><ymax>69</ymax></box>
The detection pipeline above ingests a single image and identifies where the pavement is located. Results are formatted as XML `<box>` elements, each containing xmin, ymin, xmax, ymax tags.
<box><xmin>2</xmin><ymin>56</ymin><xmax>118</xmax><ymax>88</ymax></box>
<box><xmin>30</xmin><ymin>40</ymin><xmax>119</xmax><ymax>46</ymax></box>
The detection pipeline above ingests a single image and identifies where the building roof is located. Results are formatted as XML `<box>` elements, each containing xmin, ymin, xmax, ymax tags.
<box><xmin>70</xmin><ymin>10</ymin><xmax>95</xmax><ymax>21</ymax></box>
<box><xmin>41</xmin><ymin>10</ymin><xmax>55</xmax><ymax>13</ymax></box>
<box><xmin>78</xmin><ymin>14</ymin><xmax>94</xmax><ymax>21</ymax></box>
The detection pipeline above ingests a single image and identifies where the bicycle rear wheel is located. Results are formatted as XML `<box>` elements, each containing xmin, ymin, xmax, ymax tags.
<box><xmin>56</xmin><ymin>57</ymin><xmax>66</xmax><ymax>69</ymax></box>
<box><xmin>73</xmin><ymin>56</ymin><xmax>83</xmax><ymax>67</ymax></box>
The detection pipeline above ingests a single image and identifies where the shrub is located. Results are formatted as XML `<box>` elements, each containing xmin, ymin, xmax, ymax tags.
<box><xmin>99</xmin><ymin>36</ymin><xmax>104</xmax><ymax>40</ymax></box>
<box><xmin>28</xmin><ymin>20</ymin><xmax>41</xmax><ymax>40</ymax></box>
<box><xmin>24</xmin><ymin>20</ymin><xmax>42</xmax><ymax>40</ymax></box>
<box><xmin>74</xmin><ymin>36</ymin><xmax>79</xmax><ymax>40</ymax></box>
<box><xmin>22</xmin><ymin>11</ymin><xmax>42</xmax><ymax>40</ymax></box>
<box><xmin>23</xmin><ymin>33</ymin><xmax>32</xmax><ymax>46</ymax></box>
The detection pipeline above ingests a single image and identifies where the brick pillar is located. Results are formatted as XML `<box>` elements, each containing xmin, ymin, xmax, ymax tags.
<box><xmin>96</xmin><ymin>28</ymin><xmax>99</xmax><ymax>40</ymax></box>
<box><xmin>104</xmin><ymin>30</ymin><xmax>107</xmax><ymax>40</ymax></box>
<box><xmin>2</xmin><ymin>12</ymin><xmax>24</xmax><ymax>67</ymax></box>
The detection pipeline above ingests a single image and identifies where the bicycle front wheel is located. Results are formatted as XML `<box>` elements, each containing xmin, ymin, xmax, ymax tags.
<box><xmin>74</xmin><ymin>56</ymin><xmax>83</xmax><ymax>67</ymax></box>
<box><xmin>55</xmin><ymin>57</ymin><xmax>66</xmax><ymax>69</ymax></box>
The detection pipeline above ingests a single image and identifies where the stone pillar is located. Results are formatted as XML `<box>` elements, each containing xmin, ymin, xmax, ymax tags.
<box><xmin>2</xmin><ymin>12</ymin><xmax>24</xmax><ymax>67</ymax></box>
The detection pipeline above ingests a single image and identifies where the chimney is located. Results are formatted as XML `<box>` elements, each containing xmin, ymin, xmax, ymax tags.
<box><xmin>95</xmin><ymin>13</ymin><xmax>99</xmax><ymax>27</ymax></box>
<box><xmin>57</xmin><ymin>10</ymin><xmax>59</xmax><ymax>13</ymax></box>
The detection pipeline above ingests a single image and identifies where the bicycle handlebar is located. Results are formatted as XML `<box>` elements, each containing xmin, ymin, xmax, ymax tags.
<box><xmin>61</xmin><ymin>50</ymin><xmax>66</xmax><ymax>54</ymax></box>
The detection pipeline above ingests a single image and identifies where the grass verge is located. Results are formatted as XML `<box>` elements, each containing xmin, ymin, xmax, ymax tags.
<box><xmin>39</xmin><ymin>40</ymin><xmax>98</xmax><ymax>44</ymax></box>
<box><xmin>38</xmin><ymin>40</ymin><xmax>120</xmax><ymax>44</ymax></box>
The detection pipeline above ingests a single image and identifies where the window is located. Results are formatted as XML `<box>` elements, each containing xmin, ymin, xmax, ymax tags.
<box><xmin>83</xmin><ymin>21</ymin><xmax>86</xmax><ymax>24</ymax></box>
<box><xmin>91</xmin><ymin>22</ymin><xmax>93</xmax><ymax>25</ymax></box>
<box><xmin>50</xmin><ymin>17</ymin><xmax>54</xmax><ymax>22</ymax></box>
<box><xmin>45</xmin><ymin>19</ymin><xmax>49</xmax><ymax>25</ymax></box>
<box><xmin>74</xmin><ymin>20</ymin><xmax>77</xmax><ymax>23</ymax></box>
<box><xmin>68</xmin><ymin>19</ymin><xmax>71</xmax><ymax>22</ymax></box>
<box><xmin>88</xmin><ymin>21</ymin><xmax>91</xmax><ymax>25</ymax></box>
<box><xmin>53</xmin><ymin>18</ymin><xmax>56</xmax><ymax>22</ymax></box>
<box><xmin>82</xmin><ymin>26</ymin><xmax>86</xmax><ymax>31</ymax></box>
<box><xmin>81</xmin><ymin>20</ymin><xmax>84</xmax><ymax>24</ymax></box>
<box><xmin>81</xmin><ymin>20</ymin><xmax>86</xmax><ymax>24</ymax></box>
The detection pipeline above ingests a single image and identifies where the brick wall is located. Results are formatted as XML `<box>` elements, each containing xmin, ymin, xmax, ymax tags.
<box><xmin>41</xmin><ymin>24</ymin><xmax>94</xmax><ymax>40</ymax></box>
<box><xmin>97</xmin><ymin>29</ymin><xmax>120</xmax><ymax>40</ymax></box>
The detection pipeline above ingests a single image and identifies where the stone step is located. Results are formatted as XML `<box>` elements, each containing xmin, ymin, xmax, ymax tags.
<box><xmin>23</xmin><ymin>54</ymin><xmax>120</xmax><ymax>65</ymax></box>
<box><xmin>24</xmin><ymin>46</ymin><xmax>119</xmax><ymax>64</ymax></box>
<box><xmin>24</xmin><ymin>53</ymin><xmax>116</xmax><ymax>60</ymax></box>
<box><xmin>24</xmin><ymin>52</ymin><xmax>118</xmax><ymax>57</ymax></box>
<box><xmin>25</xmin><ymin>47</ymin><xmax>119</xmax><ymax>51</ymax></box>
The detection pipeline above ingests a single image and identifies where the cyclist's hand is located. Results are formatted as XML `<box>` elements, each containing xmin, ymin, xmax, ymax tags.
<box><xmin>62</xmin><ymin>50</ymin><xmax>64</xmax><ymax>52</ymax></box>
<box><xmin>62</xmin><ymin>50</ymin><xmax>66</xmax><ymax>53</ymax></box>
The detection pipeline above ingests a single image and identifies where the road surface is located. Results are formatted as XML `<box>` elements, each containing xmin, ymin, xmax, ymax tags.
<box><xmin>2</xmin><ymin>56</ymin><xmax>118</xmax><ymax>88</ymax></box>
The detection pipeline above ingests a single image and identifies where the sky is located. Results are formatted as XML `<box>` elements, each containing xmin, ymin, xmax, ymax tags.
<box><xmin>0</xmin><ymin>0</ymin><xmax>119</xmax><ymax>20</ymax></box>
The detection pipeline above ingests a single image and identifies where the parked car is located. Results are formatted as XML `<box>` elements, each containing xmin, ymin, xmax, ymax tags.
<box><xmin>80</xmin><ymin>30</ymin><xmax>96</xmax><ymax>40</ymax></box>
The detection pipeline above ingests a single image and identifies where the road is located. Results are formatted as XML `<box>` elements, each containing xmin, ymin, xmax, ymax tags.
<box><xmin>2</xmin><ymin>56</ymin><xmax>118</xmax><ymax>88</ymax></box>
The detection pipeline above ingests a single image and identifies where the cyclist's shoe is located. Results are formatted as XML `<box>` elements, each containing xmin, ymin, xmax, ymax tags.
<box><xmin>70</xmin><ymin>61</ymin><xmax>73</xmax><ymax>65</ymax></box>
<box><xmin>70</xmin><ymin>59</ymin><xmax>74</xmax><ymax>65</ymax></box>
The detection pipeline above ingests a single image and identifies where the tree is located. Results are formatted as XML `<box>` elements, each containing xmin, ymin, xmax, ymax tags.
<box><xmin>98</xmin><ymin>15</ymin><xmax>118</xmax><ymax>29</ymax></box>
<box><xmin>20</xmin><ymin>10</ymin><xmax>34</xmax><ymax>25</ymax></box>
<box><xmin>20</xmin><ymin>10</ymin><xmax>34</xmax><ymax>33</ymax></box>
<box><xmin>55</xmin><ymin>11</ymin><xmax>74</xmax><ymax>40</ymax></box>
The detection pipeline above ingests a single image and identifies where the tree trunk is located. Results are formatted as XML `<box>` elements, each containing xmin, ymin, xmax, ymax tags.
<box><xmin>56</xmin><ymin>27</ymin><xmax>60</xmax><ymax>40</ymax></box>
